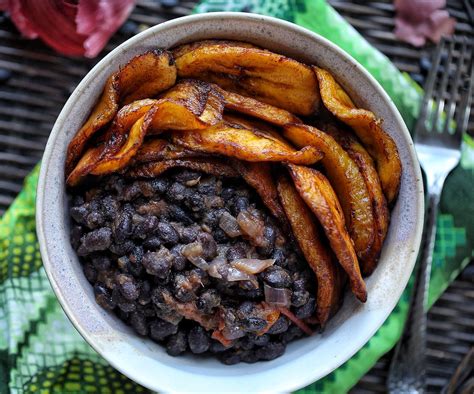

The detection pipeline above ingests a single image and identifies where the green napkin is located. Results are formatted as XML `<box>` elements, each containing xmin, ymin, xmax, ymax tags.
<box><xmin>1</xmin><ymin>0</ymin><xmax>473</xmax><ymax>392</ymax></box>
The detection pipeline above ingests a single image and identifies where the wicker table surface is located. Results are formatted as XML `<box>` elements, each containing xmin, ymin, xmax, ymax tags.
<box><xmin>0</xmin><ymin>1</ymin><xmax>472</xmax><ymax>392</ymax></box>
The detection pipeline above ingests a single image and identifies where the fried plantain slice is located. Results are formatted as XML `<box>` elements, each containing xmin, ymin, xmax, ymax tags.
<box><xmin>171</xmin><ymin>122</ymin><xmax>323</xmax><ymax>165</ymax></box>
<box><xmin>128</xmin><ymin>158</ymin><xmax>239</xmax><ymax>179</ymax></box>
<box><xmin>324</xmin><ymin>124</ymin><xmax>389</xmax><ymax>275</ymax></box>
<box><xmin>218</xmin><ymin>87</ymin><xmax>301</xmax><ymax>126</ymax></box>
<box><xmin>66</xmin><ymin>50</ymin><xmax>176</xmax><ymax>175</ymax></box>
<box><xmin>173</xmin><ymin>40</ymin><xmax>320</xmax><ymax>115</ymax></box>
<box><xmin>277</xmin><ymin>174</ymin><xmax>340</xmax><ymax>325</ymax></box>
<box><xmin>67</xmin><ymin>81</ymin><xmax>226</xmax><ymax>184</ymax></box>
<box><xmin>283</xmin><ymin>124</ymin><xmax>375</xmax><ymax>263</ymax></box>
<box><xmin>232</xmin><ymin>160</ymin><xmax>288</xmax><ymax>225</ymax></box>
<box><xmin>314</xmin><ymin>66</ymin><xmax>401</xmax><ymax>204</ymax></box>
<box><xmin>288</xmin><ymin>164</ymin><xmax>367</xmax><ymax>302</ymax></box>
<box><xmin>134</xmin><ymin>138</ymin><xmax>207</xmax><ymax>164</ymax></box>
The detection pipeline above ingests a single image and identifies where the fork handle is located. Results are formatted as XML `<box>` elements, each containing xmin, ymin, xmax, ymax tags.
<box><xmin>387</xmin><ymin>190</ymin><xmax>441</xmax><ymax>394</ymax></box>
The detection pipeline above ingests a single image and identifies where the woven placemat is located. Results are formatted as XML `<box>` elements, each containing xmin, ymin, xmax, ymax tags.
<box><xmin>0</xmin><ymin>1</ymin><xmax>472</xmax><ymax>392</ymax></box>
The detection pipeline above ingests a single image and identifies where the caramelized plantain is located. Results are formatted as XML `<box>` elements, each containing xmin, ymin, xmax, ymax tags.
<box><xmin>288</xmin><ymin>164</ymin><xmax>367</xmax><ymax>302</ymax></box>
<box><xmin>324</xmin><ymin>124</ymin><xmax>389</xmax><ymax>275</ymax></box>
<box><xmin>171</xmin><ymin>122</ymin><xmax>322</xmax><ymax>165</ymax></box>
<box><xmin>128</xmin><ymin>158</ymin><xmax>239</xmax><ymax>178</ymax></box>
<box><xmin>314</xmin><ymin>66</ymin><xmax>401</xmax><ymax>204</ymax></box>
<box><xmin>66</xmin><ymin>50</ymin><xmax>176</xmax><ymax>174</ymax></box>
<box><xmin>173</xmin><ymin>40</ymin><xmax>320</xmax><ymax>115</ymax></box>
<box><xmin>277</xmin><ymin>174</ymin><xmax>341</xmax><ymax>325</ymax></box>
<box><xmin>232</xmin><ymin>160</ymin><xmax>288</xmax><ymax>225</ymax></box>
<box><xmin>283</xmin><ymin>124</ymin><xmax>375</xmax><ymax>263</ymax></box>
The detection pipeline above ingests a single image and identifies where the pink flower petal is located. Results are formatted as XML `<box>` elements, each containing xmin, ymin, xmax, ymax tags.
<box><xmin>394</xmin><ymin>0</ymin><xmax>445</xmax><ymax>23</ymax></box>
<box><xmin>2</xmin><ymin>0</ymin><xmax>135</xmax><ymax>57</ymax></box>
<box><xmin>77</xmin><ymin>0</ymin><xmax>136</xmax><ymax>58</ymax></box>
<box><xmin>427</xmin><ymin>10</ymin><xmax>456</xmax><ymax>43</ymax></box>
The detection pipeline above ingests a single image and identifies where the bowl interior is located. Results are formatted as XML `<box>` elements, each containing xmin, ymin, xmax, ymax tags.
<box><xmin>37</xmin><ymin>13</ymin><xmax>424</xmax><ymax>393</ymax></box>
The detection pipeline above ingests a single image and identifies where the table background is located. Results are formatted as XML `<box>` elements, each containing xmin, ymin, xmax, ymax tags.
<box><xmin>0</xmin><ymin>1</ymin><xmax>472</xmax><ymax>392</ymax></box>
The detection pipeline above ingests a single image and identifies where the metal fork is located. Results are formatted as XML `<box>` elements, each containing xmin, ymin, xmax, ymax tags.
<box><xmin>387</xmin><ymin>37</ymin><xmax>474</xmax><ymax>393</ymax></box>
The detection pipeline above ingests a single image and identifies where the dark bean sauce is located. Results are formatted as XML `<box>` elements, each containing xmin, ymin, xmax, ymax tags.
<box><xmin>69</xmin><ymin>170</ymin><xmax>316</xmax><ymax>364</ymax></box>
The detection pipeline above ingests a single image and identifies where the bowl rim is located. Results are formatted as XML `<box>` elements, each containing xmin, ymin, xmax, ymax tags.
<box><xmin>36</xmin><ymin>11</ymin><xmax>424</xmax><ymax>392</ymax></box>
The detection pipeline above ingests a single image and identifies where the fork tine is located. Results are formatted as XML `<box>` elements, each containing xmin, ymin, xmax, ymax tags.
<box><xmin>442</xmin><ymin>38</ymin><xmax>469</xmax><ymax>134</ymax></box>
<box><xmin>416</xmin><ymin>38</ymin><xmax>445</xmax><ymax>133</ymax></box>
<box><xmin>432</xmin><ymin>39</ymin><xmax>455</xmax><ymax>133</ymax></box>
<box><xmin>454</xmin><ymin>55</ymin><xmax>474</xmax><ymax>139</ymax></box>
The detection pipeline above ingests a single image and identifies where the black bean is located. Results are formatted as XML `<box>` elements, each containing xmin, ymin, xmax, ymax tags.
<box><xmin>85</xmin><ymin>211</ymin><xmax>104</xmax><ymax>229</ymax></box>
<box><xmin>197</xmin><ymin>177</ymin><xmax>218</xmax><ymax>195</ymax></box>
<box><xmin>179</xmin><ymin>226</ymin><xmax>198</xmax><ymax>243</ymax></box>
<box><xmin>122</xmin><ymin>183</ymin><xmax>141</xmax><ymax>201</ymax></box>
<box><xmin>257</xmin><ymin>226</ymin><xmax>276</xmax><ymax>256</ymax></box>
<box><xmin>101</xmin><ymin>195</ymin><xmax>119</xmax><ymax>220</ymax></box>
<box><xmin>150</xmin><ymin>178</ymin><xmax>169</xmax><ymax>194</ymax></box>
<box><xmin>112</xmin><ymin>289</ymin><xmax>137</xmax><ymax>313</ymax></box>
<box><xmin>109</xmin><ymin>240</ymin><xmax>135</xmax><ymax>255</ymax></box>
<box><xmin>168</xmin><ymin>182</ymin><xmax>188</xmax><ymax>203</ymax></box>
<box><xmin>138</xmin><ymin>280</ymin><xmax>151</xmax><ymax>305</ymax></box>
<box><xmin>241</xmin><ymin>317</ymin><xmax>267</xmax><ymax>333</ymax></box>
<box><xmin>231</xmin><ymin>196</ymin><xmax>249</xmax><ymax>216</ymax></box>
<box><xmin>79</xmin><ymin>227</ymin><xmax>112</xmax><ymax>254</ymax></box>
<box><xmin>170</xmin><ymin>245</ymin><xmax>187</xmax><ymax>271</ymax></box>
<box><xmin>291</xmin><ymin>290</ymin><xmax>309</xmax><ymax>307</ymax></box>
<box><xmin>295</xmin><ymin>296</ymin><xmax>316</xmax><ymax>319</ymax></box>
<box><xmin>272</xmin><ymin>248</ymin><xmax>286</xmax><ymax>268</ymax></box>
<box><xmin>255</xmin><ymin>342</ymin><xmax>286</xmax><ymax>361</ymax></box>
<box><xmin>197</xmin><ymin>232</ymin><xmax>217</xmax><ymax>260</ymax></box>
<box><xmin>94</xmin><ymin>284</ymin><xmax>116</xmax><ymax>310</ymax></box>
<box><xmin>196</xmin><ymin>289</ymin><xmax>220</xmax><ymax>314</ymax></box>
<box><xmin>128</xmin><ymin>246</ymin><xmax>144</xmax><ymax>276</ymax></box>
<box><xmin>168</xmin><ymin>204</ymin><xmax>193</xmax><ymax>225</ymax></box>
<box><xmin>157</xmin><ymin>222</ymin><xmax>179</xmax><ymax>245</ymax></box>
<box><xmin>248</xmin><ymin>334</ymin><xmax>270</xmax><ymax>347</ymax></box>
<box><xmin>114</xmin><ymin>211</ymin><xmax>133</xmax><ymax>243</ymax></box>
<box><xmin>142</xmin><ymin>247</ymin><xmax>174</xmax><ymax>277</ymax></box>
<box><xmin>143</xmin><ymin>236</ymin><xmax>161</xmax><ymax>250</ymax></box>
<box><xmin>70</xmin><ymin>206</ymin><xmax>89</xmax><ymax>225</ymax></box>
<box><xmin>267</xmin><ymin>316</ymin><xmax>289</xmax><ymax>335</ymax></box>
<box><xmin>130</xmin><ymin>312</ymin><xmax>148</xmax><ymax>336</ymax></box>
<box><xmin>281</xmin><ymin>326</ymin><xmax>304</xmax><ymax>343</ymax></box>
<box><xmin>149</xmin><ymin>319</ymin><xmax>178</xmax><ymax>342</ymax></box>
<box><xmin>135</xmin><ymin>215</ymin><xmax>159</xmax><ymax>239</ymax></box>
<box><xmin>219</xmin><ymin>351</ymin><xmax>241</xmax><ymax>365</ymax></box>
<box><xmin>83</xmin><ymin>263</ymin><xmax>97</xmax><ymax>283</ymax></box>
<box><xmin>226</xmin><ymin>243</ymin><xmax>247</xmax><ymax>261</ymax></box>
<box><xmin>117</xmin><ymin>256</ymin><xmax>130</xmax><ymax>272</ymax></box>
<box><xmin>261</xmin><ymin>266</ymin><xmax>291</xmax><ymax>288</ymax></box>
<box><xmin>137</xmin><ymin>181</ymin><xmax>155</xmax><ymax>197</ymax></box>
<box><xmin>91</xmin><ymin>254</ymin><xmax>111</xmax><ymax>271</ymax></box>
<box><xmin>220</xmin><ymin>187</ymin><xmax>235</xmax><ymax>201</ymax></box>
<box><xmin>70</xmin><ymin>225</ymin><xmax>83</xmax><ymax>250</ymax></box>
<box><xmin>212</xmin><ymin>228</ymin><xmax>228</xmax><ymax>243</ymax></box>
<box><xmin>188</xmin><ymin>326</ymin><xmax>210</xmax><ymax>354</ymax></box>
<box><xmin>116</xmin><ymin>274</ymin><xmax>140</xmax><ymax>301</ymax></box>
<box><xmin>184</xmin><ymin>192</ymin><xmax>205</xmax><ymax>212</ymax></box>
<box><xmin>241</xmin><ymin>351</ymin><xmax>260</xmax><ymax>363</ymax></box>
<box><xmin>166</xmin><ymin>330</ymin><xmax>188</xmax><ymax>356</ymax></box>
<box><xmin>237</xmin><ymin>301</ymin><xmax>255</xmax><ymax>316</ymax></box>
<box><xmin>209</xmin><ymin>340</ymin><xmax>228</xmax><ymax>353</ymax></box>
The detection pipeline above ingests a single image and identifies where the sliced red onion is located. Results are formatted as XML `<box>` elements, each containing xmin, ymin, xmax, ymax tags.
<box><xmin>219</xmin><ymin>211</ymin><xmax>242</xmax><ymax>237</ymax></box>
<box><xmin>221</xmin><ymin>326</ymin><xmax>245</xmax><ymax>340</ymax></box>
<box><xmin>264</xmin><ymin>284</ymin><xmax>291</xmax><ymax>308</ymax></box>
<box><xmin>231</xmin><ymin>258</ymin><xmax>275</xmax><ymax>274</ymax></box>
<box><xmin>185</xmin><ymin>176</ymin><xmax>201</xmax><ymax>187</ymax></box>
<box><xmin>236</xmin><ymin>210</ymin><xmax>266</xmax><ymax>246</ymax></box>
<box><xmin>188</xmin><ymin>256</ymin><xmax>209</xmax><ymax>271</ymax></box>
<box><xmin>181</xmin><ymin>242</ymin><xmax>203</xmax><ymax>259</ymax></box>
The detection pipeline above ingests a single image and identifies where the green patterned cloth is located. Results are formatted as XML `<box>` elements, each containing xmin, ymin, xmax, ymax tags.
<box><xmin>1</xmin><ymin>0</ymin><xmax>473</xmax><ymax>392</ymax></box>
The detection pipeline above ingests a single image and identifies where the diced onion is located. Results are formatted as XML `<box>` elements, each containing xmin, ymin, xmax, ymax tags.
<box><xmin>231</xmin><ymin>258</ymin><xmax>275</xmax><ymax>274</ymax></box>
<box><xmin>219</xmin><ymin>211</ymin><xmax>242</xmax><ymax>237</ymax></box>
<box><xmin>237</xmin><ymin>210</ymin><xmax>266</xmax><ymax>246</ymax></box>
<box><xmin>188</xmin><ymin>255</ymin><xmax>209</xmax><ymax>271</ymax></box>
<box><xmin>208</xmin><ymin>257</ymin><xmax>227</xmax><ymax>279</ymax></box>
<box><xmin>181</xmin><ymin>242</ymin><xmax>203</xmax><ymax>259</ymax></box>
<box><xmin>264</xmin><ymin>284</ymin><xmax>291</xmax><ymax>308</ymax></box>
<box><xmin>226</xmin><ymin>267</ymin><xmax>256</xmax><ymax>282</ymax></box>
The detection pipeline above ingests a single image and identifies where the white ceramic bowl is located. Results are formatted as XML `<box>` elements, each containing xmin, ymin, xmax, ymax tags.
<box><xmin>37</xmin><ymin>12</ymin><xmax>424</xmax><ymax>393</ymax></box>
